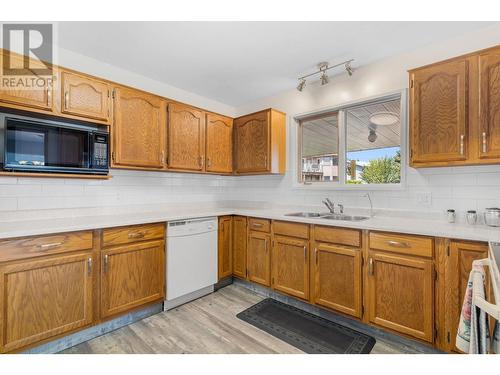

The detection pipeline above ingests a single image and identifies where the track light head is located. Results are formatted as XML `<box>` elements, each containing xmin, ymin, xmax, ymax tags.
<box><xmin>297</xmin><ymin>79</ymin><xmax>306</xmax><ymax>92</ymax></box>
<box><xmin>320</xmin><ymin>72</ymin><xmax>329</xmax><ymax>85</ymax></box>
<box><xmin>345</xmin><ymin>61</ymin><xmax>353</xmax><ymax>77</ymax></box>
<box><xmin>368</xmin><ymin>129</ymin><xmax>377</xmax><ymax>143</ymax></box>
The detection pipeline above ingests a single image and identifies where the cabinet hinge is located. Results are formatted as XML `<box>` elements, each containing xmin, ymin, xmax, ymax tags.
<box><xmin>435</xmin><ymin>328</ymin><xmax>438</xmax><ymax>340</ymax></box>
<box><xmin>447</xmin><ymin>331</ymin><xmax>451</xmax><ymax>343</ymax></box>
<box><xmin>112</xmin><ymin>89</ymin><xmax>116</xmax><ymax>99</ymax></box>
<box><xmin>446</xmin><ymin>244</ymin><xmax>451</xmax><ymax>256</ymax></box>
<box><xmin>272</xmin><ymin>277</ymin><xmax>275</xmax><ymax>285</ymax></box>
<box><xmin>112</xmin><ymin>151</ymin><xmax>115</xmax><ymax>162</ymax></box>
<box><xmin>434</xmin><ymin>268</ymin><xmax>438</xmax><ymax>282</ymax></box>
<box><xmin>410</xmin><ymin>79</ymin><xmax>414</xmax><ymax>88</ymax></box>
<box><xmin>107</xmin><ymin>90</ymin><xmax>110</xmax><ymax>98</ymax></box>
<box><xmin>361</xmin><ymin>305</ymin><xmax>365</xmax><ymax>316</ymax></box>
<box><xmin>410</xmin><ymin>149</ymin><xmax>413</xmax><ymax>158</ymax></box>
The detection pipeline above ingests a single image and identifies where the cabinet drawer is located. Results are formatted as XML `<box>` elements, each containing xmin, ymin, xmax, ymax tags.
<box><xmin>313</xmin><ymin>226</ymin><xmax>361</xmax><ymax>248</ymax></box>
<box><xmin>369</xmin><ymin>231</ymin><xmax>433</xmax><ymax>258</ymax></box>
<box><xmin>248</xmin><ymin>218</ymin><xmax>271</xmax><ymax>233</ymax></box>
<box><xmin>273</xmin><ymin>221</ymin><xmax>309</xmax><ymax>239</ymax></box>
<box><xmin>0</xmin><ymin>231</ymin><xmax>93</xmax><ymax>262</ymax></box>
<box><xmin>102</xmin><ymin>223</ymin><xmax>165</xmax><ymax>247</ymax></box>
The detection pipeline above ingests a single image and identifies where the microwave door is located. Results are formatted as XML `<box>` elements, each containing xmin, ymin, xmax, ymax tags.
<box><xmin>5</xmin><ymin>125</ymin><xmax>47</xmax><ymax>168</ymax></box>
<box><xmin>49</xmin><ymin>127</ymin><xmax>90</xmax><ymax>170</ymax></box>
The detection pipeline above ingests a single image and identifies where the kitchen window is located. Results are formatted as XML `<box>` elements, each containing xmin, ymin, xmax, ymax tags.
<box><xmin>297</xmin><ymin>91</ymin><xmax>405</xmax><ymax>188</ymax></box>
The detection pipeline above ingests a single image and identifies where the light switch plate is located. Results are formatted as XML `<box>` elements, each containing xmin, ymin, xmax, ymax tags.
<box><xmin>416</xmin><ymin>192</ymin><xmax>432</xmax><ymax>207</ymax></box>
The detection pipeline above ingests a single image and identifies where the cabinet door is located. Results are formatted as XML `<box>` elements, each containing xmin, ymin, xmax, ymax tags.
<box><xmin>478</xmin><ymin>50</ymin><xmax>500</xmax><ymax>159</ymax></box>
<box><xmin>272</xmin><ymin>236</ymin><xmax>309</xmax><ymax>300</ymax></box>
<box><xmin>0</xmin><ymin>50</ymin><xmax>53</xmax><ymax>111</ymax></box>
<box><xmin>247</xmin><ymin>231</ymin><xmax>271</xmax><ymax>286</ymax></box>
<box><xmin>410</xmin><ymin>59</ymin><xmax>468</xmax><ymax>164</ymax></box>
<box><xmin>0</xmin><ymin>253</ymin><xmax>93</xmax><ymax>353</ymax></box>
<box><xmin>313</xmin><ymin>243</ymin><xmax>362</xmax><ymax>318</ymax></box>
<box><xmin>366</xmin><ymin>251</ymin><xmax>434</xmax><ymax>342</ymax></box>
<box><xmin>167</xmin><ymin>103</ymin><xmax>205</xmax><ymax>171</ymax></box>
<box><xmin>112</xmin><ymin>87</ymin><xmax>166</xmax><ymax>169</ymax></box>
<box><xmin>60</xmin><ymin>70</ymin><xmax>110</xmax><ymax>122</ymax></box>
<box><xmin>218</xmin><ymin>216</ymin><xmax>232</xmax><ymax>280</ymax></box>
<box><xmin>206</xmin><ymin>113</ymin><xmax>233</xmax><ymax>173</ymax></box>
<box><xmin>101</xmin><ymin>240</ymin><xmax>165</xmax><ymax>318</ymax></box>
<box><xmin>234</xmin><ymin>110</ymin><xmax>270</xmax><ymax>173</ymax></box>
<box><xmin>447</xmin><ymin>241</ymin><xmax>488</xmax><ymax>352</ymax></box>
<box><xmin>232</xmin><ymin>216</ymin><xmax>247</xmax><ymax>279</ymax></box>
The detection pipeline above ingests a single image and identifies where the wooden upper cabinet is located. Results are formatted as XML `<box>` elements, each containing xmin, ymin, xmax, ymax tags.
<box><xmin>247</xmin><ymin>231</ymin><xmax>271</xmax><ymax>287</ymax></box>
<box><xmin>366</xmin><ymin>250</ymin><xmax>434</xmax><ymax>342</ymax></box>
<box><xmin>218</xmin><ymin>216</ymin><xmax>232</xmax><ymax>280</ymax></box>
<box><xmin>313</xmin><ymin>243</ymin><xmax>362</xmax><ymax>318</ymax></box>
<box><xmin>478</xmin><ymin>49</ymin><xmax>500</xmax><ymax>160</ymax></box>
<box><xmin>410</xmin><ymin>58</ymin><xmax>469</xmax><ymax>165</ymax></box>
<box><xmin>234</xmin><ymin>109</ymin><xmax>286</xmax><ymax>175</ymax></box>
<box><xmin>0</xmin><ymin>50</ymin><xmax>54</xmax><ymax>112</ymax></box>
<box><xmin>112</xmin><ymin>87</ymin><xmax>166</xmax><ymax>169</ymax></box>
<box><xmin>167</xmin><ymin>103</ymin><xmax>205</xmax><ymax>171</ymax></box>
<box><xmin>206</xmin><ymin>113</ymin><xmax>233</xmax><ymax>173</ymax></box>
<box><xmin>232</xmin><ymin>216</ymin><xmax>247</xmax><ymax>279</ymax></box>
<box><xmin>101</xmin><ymin>240</ymin><xmax>165</xmax><ymax>318</ymax></box>
<box><xmin>272</xmin><ymin>235</ymin><xmax>309</xmax><ymax>300</ymax></box>
<box><xmin>0</xmin><ymin>252</ymin><xmax>94</xmax><ymax>353</ymax></box>
<box><xmin>60</xmin><ymin>70</ymin><xmax>111</xmax><ymax>123</ymax></box>
<box><xmin>446</xmin><ymin>241</ymin><xmax>488</xmax><ymax>352</ymax></box>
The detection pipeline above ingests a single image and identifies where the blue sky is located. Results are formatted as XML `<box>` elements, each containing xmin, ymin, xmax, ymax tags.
<box><xmin>347</xmin><ymin>146</ymin><xmax>400</xmax><ymax>162</ymax></box>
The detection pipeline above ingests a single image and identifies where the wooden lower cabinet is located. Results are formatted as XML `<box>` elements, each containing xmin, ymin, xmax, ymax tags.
<box><xmin>218</xmin><ymin>216</ymin><xmax>232</xmax><ymax>280</ymax></box>
<box><xmin>100</xmin><ymin>240</ymin><xmax>165</xmax><ymax>319</ymax></box>
<box><xmin>366</xmin><ymin>250</ymin><xmax>434</xmax><ymax>342</ymax></box>
<box><xmin>247</xmin><ymin>231</ymin><xmax>271</xmax><ymax>287</ymax></box>
<box><xmin>313</xmin><ymin>243</ymin><xmax>362</xmax><ymax>318</ymax></box>
<box><xmin>445</xmin><ymin>240</ymin><xmax>488</xmax><ymax>352</ymax></box>
<box><xmin>272</xmin><ymin>235</ymin><xmax>309</xmax><ymax>300</ymax></box>
<box><xmin>232</xmin><ymin>216</ymin><xmax>247</xmax><ymax>279</ymax></box>
<box><xmin>0</xmin><ymin>252</ymin><xmax>94</xmax><ymax>353</ymax></box>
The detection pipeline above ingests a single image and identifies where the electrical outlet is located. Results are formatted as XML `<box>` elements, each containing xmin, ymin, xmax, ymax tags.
<box><xmin>416</xmin><ymin>192</ymin><xmax>432</xmax><ymax>207</ymax></box>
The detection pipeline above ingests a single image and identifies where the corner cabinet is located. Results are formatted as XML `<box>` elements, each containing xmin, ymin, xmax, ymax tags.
<box><xmin>234</xmin><ymin>109</ymin><xmax>286</xmax><ymax>175</ymax></box>
<box><xmin>218</xmin><ymin>216</ymin><xmax>232</xmax><ymax>280</ymax></box>
<box><xmin>111</xmin><ymin>87</ymin><xmax>167</xmax><ymax>169</ymax></box>
<box><xmin>409</xmin><ymin>44</ymin><xmax>500</xmax><ymax>167</ymax></box>
<box><xmin>232</xmin><ymin>216</ymin><xmax>247</xmax><ymax>279</ymax></box>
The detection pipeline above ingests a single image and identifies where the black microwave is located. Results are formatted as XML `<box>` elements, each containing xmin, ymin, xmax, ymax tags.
<box><xmin>1</xmin><ymin>114</ymin><xmax>109</xmax><ymax>175</ymax></box>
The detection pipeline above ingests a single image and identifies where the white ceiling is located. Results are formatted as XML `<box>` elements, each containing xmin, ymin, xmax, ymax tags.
<box><xmin>57</xmin><ymin>22</ymin><xmax>492</xmax><ymax>107</ymax></box>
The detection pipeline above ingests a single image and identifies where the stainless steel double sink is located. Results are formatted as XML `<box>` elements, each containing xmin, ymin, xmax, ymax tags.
<box><xmin>285</xmin><ymin>212</ymin><xmax>369</xmax><ymax>221</ymax></box>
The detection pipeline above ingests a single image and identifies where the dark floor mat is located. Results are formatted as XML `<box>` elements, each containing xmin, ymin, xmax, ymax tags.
<box><xmin>237</xmin><ymin>298</ymin><xmax>376</xmax><ymax>354</ymax></box>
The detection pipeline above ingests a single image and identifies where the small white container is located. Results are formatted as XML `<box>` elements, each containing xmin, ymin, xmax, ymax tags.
<box><xmin>446</xmin><ymin>209</ymin><xmax>456</xmax><ymax>223</ymax></box>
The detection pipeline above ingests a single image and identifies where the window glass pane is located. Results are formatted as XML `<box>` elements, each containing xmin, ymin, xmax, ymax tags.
<box><xmin>300</xmin><ymin>112</ymin><xmax>339</xmax><ymax>182</ymax></box>
<box><xmin>345</xmin><ymin>98</ymin><xmax>401</xmax><ymax>184</ymax></box>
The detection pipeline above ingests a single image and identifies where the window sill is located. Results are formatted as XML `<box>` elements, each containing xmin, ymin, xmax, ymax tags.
<box><xmin>292</xmin><ymin>182</ymin><xmax>405</xmax><ymax>191</ymax></box>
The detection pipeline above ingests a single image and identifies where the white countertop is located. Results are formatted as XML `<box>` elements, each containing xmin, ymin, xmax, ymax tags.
<box><xmin>0</xmin><ymin>202</ymin><xmax>500</xmax><ymax>243</ymax></box>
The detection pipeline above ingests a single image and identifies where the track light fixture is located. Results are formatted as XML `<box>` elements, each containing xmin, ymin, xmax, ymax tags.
<box><xmin>296</xmin><ymin>59</ymin><xmax>354</xmax><ymax>92</ymax></box>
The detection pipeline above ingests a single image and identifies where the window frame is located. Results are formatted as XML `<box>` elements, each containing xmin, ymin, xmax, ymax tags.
<box><xmin>293</xmin><ymin>90</ymin><xmax>407</xmax><ymax>191</ymax></box>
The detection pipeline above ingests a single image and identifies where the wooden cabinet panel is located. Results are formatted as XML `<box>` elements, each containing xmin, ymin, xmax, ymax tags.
<box><xmin>313</xmin><ymin>243</ymin><xmax>362</xmax><ymax>318</ymax></box>
<box><xmin>247</xmin><ymin>231</ymin><xmax>271</xmax><ymax>287</ymax></box>
<box><xmin>313</xmin><ymin>225</ymin><xmax>361</xmax><ymax>248</ymax></box>
<box><xmin>0</xmin><ymin>230</ymin><xmax>93</xmax><ymax>262</ymax></box>
<box><xmin>0</xmin><ymin>252</ymin><xmax>93</xmax><ymax>353</ymax></box>
<box><xmin>446</xmin><ymin>241</ymin><xmax>488</xmax><ymax>352</ymax></box>
<box><xmin>369</xmin><ymin>231</ymin><xmax>433</xmax><ymax>258</ymax></box>
<box><xmin>60</xmin><ymin>70</ymin><xmax>110</xmax><ymax>122</ymax></box>
<box><xmin>273</xmin><ymin>221</ymin><xmax>309</xmax><ymax>239</ymax></box>
<box><xmin>366</xmin><ymin>250</ymin><xmax>434</xmax><ymax>342</ymax></box>
<box><xmin>234</xmin><ymin>110</ymin><xmax>269</xmax><ymax>173</ymax></box>
<box><xmin>101</xmin><ymin>240</ymin><xmax>165</xmax><ymax>318</ymax></box>
<box><xmin>0</xmin><ymin>50</ymin><xmax>54</xmax><ymax>112</ymax></box>
<box><xmin>206</xmin><ymin>113</ymin><xmax>233</xmax><ymax>173</ymax></box>
<box><xmin>167</xmin><ymin>103</ymin><xmax>205</xmax><ymax>171</ymax></box>
<box><xmin>478</xmin><ymin>50</ymin><xmax>500</xmax><ymax>160</ymax></box>
<box><xmin>248</xmin><ymin>218</ymin><xmax>271</xmax><ymax>233</ymax></box>
<box><xmin>272</xmin><ymin>235</ymin><xmax>309</xmax><ymax>300</ymax></box>
<box><xmin>410</xmin><ymin>59</ymin><xmax>468</xmax><ymax>165</ymax></box>
<box><xmin>232</xmin><ymin>216</ymin><xmax>247</xmax><ymax>279</ymax></box>
<box><xmin>218</xmin><ymin>216</ymin><xmax>232</xmax><ymax>280</ymax></box>
<box><xmin>102</xmin><ymin>223</ymin><xmax>165</xmax><ymax>248</ymax></box>
<box><xmin>112</xmin><ymin>87</ymin><xmax>166</xmax><ymax>169</ymax></box>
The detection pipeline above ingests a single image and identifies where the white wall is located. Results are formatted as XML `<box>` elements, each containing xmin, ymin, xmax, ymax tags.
<box><xmin>227</xmin><ymin>24</ymin><xmax>500</xmax><ymax>217</ymax></box>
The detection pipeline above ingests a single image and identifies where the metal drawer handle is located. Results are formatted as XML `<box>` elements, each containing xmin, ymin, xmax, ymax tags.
<box><xmin>128</xmin><ymin>231</ymin><xmax>146</xmax><ymax>239</ymax></box>
<box><xmin>87</xmin><ymin>257</ymin><xmax>93</xmax><ymax>276</ymax></box>
<box><xmin>103</xmin><ymin>254</ymin><xmax>109</xmax><ymax>273</ymax></box>
<box><xmin>252</xmin><ymin>223</ymin><xmax>263</xmax><ymax>228</ymax></box>
<box><xmin>38</xmin><ymin>242</ymin><xmax>62</xmax><ymax>250</ymax></box>
<box><xmin>315</xmin><ymin>248</ymin><xmax>318</xmax><ymax>265</ymax></box>
<box><xmin>64</xmin><ymin>91</ymin><xmax>69</xmax><ymax>110</ymax></box>
<box><xmin>369</xmin><ymin>258</ymin><xmax>374</xmax><ymax>275</ymax></box>
<box><xmin>303</xmin><ymin>245</ymin><xmax>307</xmax><ymax>261</ymax></box>
<box><xmin>387</xmin><ymin>240</ymin><xmax>410</xmax><ymax>248</ymax></box>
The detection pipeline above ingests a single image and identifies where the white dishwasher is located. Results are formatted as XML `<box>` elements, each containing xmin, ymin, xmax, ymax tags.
<box><xmin>164</xmin><ymin>217</ymin><xmax>218</xmax><ymax>311</ymax></box>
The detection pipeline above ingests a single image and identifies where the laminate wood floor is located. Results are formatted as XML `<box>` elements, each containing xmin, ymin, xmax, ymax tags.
<box><xmin>61</xmin><ymin>284</ymin><xmax>421</xmax><ymax>354</ymax></box>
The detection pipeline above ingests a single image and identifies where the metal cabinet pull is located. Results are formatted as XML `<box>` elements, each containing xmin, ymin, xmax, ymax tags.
<box><xmin>387</xmin><ymin>240</ymin><xmax>410</xmax><ymax>248</ymax></box>
<box><xmin>64</xmin><ymin>91</ymin><xmax>69</xmax><ymax>110</ymax></box>
<box><xmin>160</xmin><ymin>150</ymin><xmax>165</xmax><ymax>165</ymax></box>
<box><xmin>482</xmin><ymin>132</ymin><xmax>487</xmax><ymax>153</ymax></box>
<box><xmin>47</xmin><ymin>87</ymin><xmax>51</xmax><ymax>106</ymax></box>
<box><xmin>265</xmin><ymin>239</ymin><xmax>268</xmax><ymax>253</ymax></box>
<box><xmin>128</xmin><ymin>231</ymin><xmax>146</xmax><ymax>239</ymax></box>
<box><xmin>303</xmin><ymin>245</ymin><xmax>307</xmax><ymax>262</ymax></box>
<box><xmin>38</xmin><ymin>242</ymin><xmax>62</xmax><ymax>250</ymax></box>
<box><xmin>315</xmin><ymin>248</ymin><xmax>318</xmax><ymax>265</ymax></box>
<box><xmin>460</xmin><ymin>134</ymin><xmax>464</xmax><ymax>155</ymax></box>
<box><xmin>252</xmin><ymin>223</ymin><xmax>263</xmax><ymax>228</ymax></box>
<box><xmin>87</xmin><ymin>257</ymin><xmax>93</xmax><ymax>276</ymax></box>
<box><xmin>103</xmin><ymin>254</ymin><xmax>109</xmax><ymax>273</ymax></box>
<box><xmin>369</xmin><ymin>258</ymin><xmax>374</xmax><ymax>275</ymax></box>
